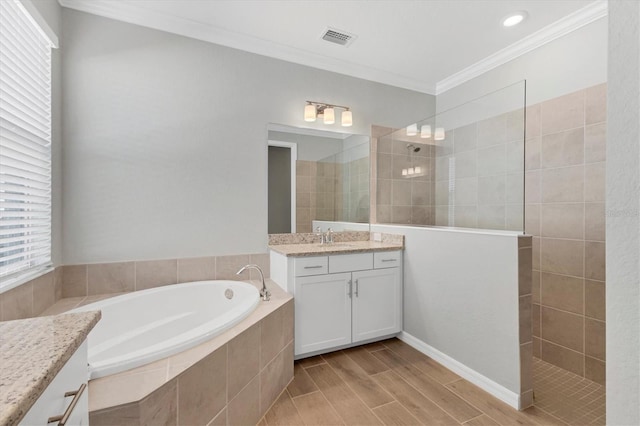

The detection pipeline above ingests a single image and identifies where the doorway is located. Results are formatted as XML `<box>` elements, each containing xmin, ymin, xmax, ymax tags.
<box><xmin>268</xmin><ymin>141</ymin><xmax>296</xmax><ymax>234</ymax></box>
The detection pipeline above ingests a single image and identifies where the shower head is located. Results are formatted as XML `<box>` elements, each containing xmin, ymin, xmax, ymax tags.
<box><xmin>407</xmin><ymin>143</ymin><xmax>421</xmax><ymax>153</ymax></box>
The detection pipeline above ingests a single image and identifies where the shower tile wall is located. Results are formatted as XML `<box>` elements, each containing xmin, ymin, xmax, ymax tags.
<box><xmin>295</xmin><ymin>160</ymin><xmax>317</xmax><ymax>233</ymax></box>
<box><xmin>341</xmin><ymin>156</ymin><xmax>370</xmax><ymax>223</ymax></box>
<box><xmin>433</xmin><ymin>110</ymin><xmax>525</xmax><ymax>230</ymax></box>
<box><xmin>375</xmin><ymin>137</ymin><xmax>435</xmax><ymax>225</ymax></box>
<box><xmin>527</xmin><ymin>83</ymin><xmax>606</xmax><ymax>385</ymax></box>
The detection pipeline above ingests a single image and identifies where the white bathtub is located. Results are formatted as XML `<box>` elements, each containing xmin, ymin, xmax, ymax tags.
<box><xmin>71</xmin><ymin>280</ymin><xmax>260</xmax><ymax>379</ymax></box>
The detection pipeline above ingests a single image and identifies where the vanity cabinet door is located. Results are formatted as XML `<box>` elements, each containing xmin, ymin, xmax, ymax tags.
<box><xmin>352</xmin><ymin>268</ymin><xmax>402</xmax><ymax>343</ymax></box>
<box><xmin>294</xmin><ymin>272</ymin><xmax>352</xmax><ymax>356</ymax></box>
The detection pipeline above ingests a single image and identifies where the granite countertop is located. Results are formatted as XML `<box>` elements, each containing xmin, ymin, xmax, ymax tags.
<box><xmin>0</xmin><ymin>311</ymin><xmax>101</xmax><ymax>426</ymax></box>
<box><xmin>269</xmin><ymin>239</ymin><xmax>404</xmax><ymax>257</ymax></box>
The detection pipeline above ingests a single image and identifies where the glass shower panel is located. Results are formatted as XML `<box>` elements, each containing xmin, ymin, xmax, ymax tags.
<box><xmin>375</xmin><ymin>81</ymin><xmax>526</xmax><ymax>232</ymax></box>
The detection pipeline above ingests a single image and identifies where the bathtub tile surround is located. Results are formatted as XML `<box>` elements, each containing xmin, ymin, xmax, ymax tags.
<box><xmin>58</xmin><ymin>252</ymin><xmax>270</xmax><ymax>298</ymax></box>
<box><xmin>87</xmin><ymin>281</ymin><xmax>293</xmax><ymax>425</ymax></box>
<box><xmin>518</xmin><ymin>236</ymin><xmax>534</xmax><ymax>408</ymax></box>
<box><xmin>0</xmin><ymin>270</ymin><xmax>62</xmax><ymax>321</ymax></box>
<box><xmin>527</xmin><ymin>83</ymin><xmax>607</xmax><ymax>384</ymax></box>
<box><xmin>0</xmin><ymin>312</ymin><xmax>101</xmax><ymax>426</ymax></box>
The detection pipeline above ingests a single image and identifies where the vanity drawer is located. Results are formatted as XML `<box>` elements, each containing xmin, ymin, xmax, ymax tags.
<box><xmin>329</xmin><ymin>253</ymin><xmax>373</xmax><ymax>273</ymax></box>
<box><xmin>374</xmin><ymin>251</ymin><xmax>402</xmax><ymax>268</ymax></box>
<box><xmin>295</xmin><ymin>256</ymin><xmax>328</xmax><ymax>276</ymax></box>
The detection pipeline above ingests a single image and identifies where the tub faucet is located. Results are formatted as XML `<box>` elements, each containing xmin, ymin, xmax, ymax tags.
<box><xmin>236</xmin><ymin>264</ymin><xmax>270</xmax><ymax>301</ymax></box>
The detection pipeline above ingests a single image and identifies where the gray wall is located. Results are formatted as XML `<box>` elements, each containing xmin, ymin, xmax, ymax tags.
<box><xmin>30</xmin><ymin>0</ymin><xmax>63</xmax><ymax>266</ymax></box>
<box><xmin>268</xmin><ymin>146</ymin><xmax>291</xmax><ymax>234</ymax></box>
<box><xmin>61</xmin><ymin>9</ymin><xmax>435</xmax><ymax>264</ymax></box>
<box><xmin>437</xmin><ymin>18</ymin><xmax>607</xmax><ymax>111</ymax></box>
<box><xmin>606</xmin><ymin>1</ymin><xmax>640</xmax><ymax>424</ymax></box>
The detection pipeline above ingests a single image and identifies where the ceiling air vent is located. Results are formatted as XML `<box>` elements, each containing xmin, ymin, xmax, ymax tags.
<box><xmin>321</xmin><ymin>27</ymin><xmax>356</xmax><ymax>47</ymax></box>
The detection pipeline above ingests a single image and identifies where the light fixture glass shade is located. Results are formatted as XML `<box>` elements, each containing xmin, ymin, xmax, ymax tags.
<box><xmin>341</xmin><ymin>110</ymin><xmax>353</xmax><ymax>127</ymax></box>
<box><xmin>420</xmin><ymin>125</ymin><xmax>431</xmax><ymax>138</ymax></box>
<box><xmin>304</xmin><ymin>104</ymin><xmax>316</xmax><ymax>122</ymax></box>
<box><xmin>402</xmin><ymin>168</ymin><xmax>408</xmax><ymax>176</ymax></box>
<box><xmin>324</xmin><ymin>107</ymin><xmax>335</xmax><ymax>124</ymax></box>
<box><xmin>414</xmin><ymin>166</ymin><xmax>421</xmax><ymax>174</ymax></box>
<box><xmin>406</xmin><ymin>123</ymin><xmax>418</xmax><ymax>136</ymax></box>
<box><xmin>408</xmin><ymin>167</ymin><xmax>415</xmax><ymax>175</ymax></box>
<box><xmin>434</xmin><ymin>127</ymin><xmax>445</xmax><ymax>140</ymax></box>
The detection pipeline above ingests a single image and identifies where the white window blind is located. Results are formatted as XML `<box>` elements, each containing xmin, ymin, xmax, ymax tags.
<box><xmin>0</xmin><ymin>0</ymin><xmax>53</xmax><ymax>282</ymax></box>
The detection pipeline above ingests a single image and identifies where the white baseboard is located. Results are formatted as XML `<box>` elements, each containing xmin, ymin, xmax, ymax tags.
<box><xmin>398</xmin><ymin>331</ymin><xmax>522</xmax><ymax>410</ymax></box>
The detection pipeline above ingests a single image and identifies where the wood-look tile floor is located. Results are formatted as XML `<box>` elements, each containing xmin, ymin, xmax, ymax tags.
<box><xmin>260</xmin><ymin>338</ymin><xmax>605</xmax><ymax>426</ymax></box>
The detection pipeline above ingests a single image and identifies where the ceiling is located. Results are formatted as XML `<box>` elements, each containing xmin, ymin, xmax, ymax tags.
<box><xmin>59</xmin><ymin>0</ymin><xmax>605</xmax><ymax>94</ymax></box>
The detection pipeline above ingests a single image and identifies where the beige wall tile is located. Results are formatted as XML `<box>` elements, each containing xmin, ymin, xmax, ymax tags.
<box><xmin>585</xmin><ymin>356</ymin><xmax>606</xmax><ymax>385</ymax></box>
<box><xmin>478</xmin><ymin>175</ymin><xmax>505</xmax><ymax>205</ymax></box>
<box><xmin>54</xmin><ymin>267</ymin><xmax>63</xmax><ymax>301</ymax></box>
<box><xmin>585</xmin><ymin>241</ymin><xmax>606</xmax><ymax>281</ymax></box>
<box><xmin>209</xmin><ymin>408</ymin><xmax>227</xmax><ymax>426</ymax></box>
<box><xmin>88</xmin><ymin>262</ymin><xmax>135</xmax><ymax>295</ymax></box>
<box><xmin>477</xmin><ymin>145</ymin><xmax>506</xmax><ymax>177</ymax></box>
<box><xmin>411</xmin><ymin>206</ymin><xmax>431</xmax><ymax>225</ymax></box>
<box><xmin>453</xmin><ymin>205</ymin><xmax>477</xmax><ymax>228</ymax></box>
<box><xmin>455</xmin><ymin>177</ymin><xmax>479</xmax><ymax>205</ymax></box>
<box><xmin>585</xmin><ymin>122</ymin><xmax>606</xmax><ymax>163</ymax></box>
<box><xmin>585</xmin><ymin>162</ymin><xmax>606</xmax><ymax>202</ymax></box>
<box><xmin>283</xmin><ymin>299</ymin><xmax>294</xmax><ymax>344</ymax></box>
<box><xmin>520</xmin><ymin>342</ymin><xmax>533</xmax><ymax>392</ymax></box>
<box><xmin>585</xmin><ymin>280</ymin><xmax>606</xmax><ymax>321</ymax></box>
<box><xmin>261</xmin><ymin>304</ymin><xmax>286</xmax><ymax>368</ymax></box>
<box><xmin>377</xmin><ymin>154</ymin><xmax>392</xmax><ymax>179</ymax></box>
<box><xmin>525</xmin><ymin>170</ymin><xmax>541</xmax><ymax>203</ymax></box>
<box><xmin>525</xmin><ymin>137</ymin><xmax>541</xmax><ymax>170</ymax></box>
<box><xmin>585</xmin><ymin>203</ymin><xmax>606</xmax><ymax>242</ymax></box>
<box><xmin>477</xmin><ymin>113</ymin><xmax>507</xmax><ymax>148</ymax></box>
<box><xmin>585</xmin><ymin>318</ymin><xmax>606</xmax><ymax>360</ymax></box>
<box><xmin>541</xmin><ymin>340</ymin><xmax>584</xmax><ymax>376</ymax></box>
<box><xmin>532</xmin><ymin>271</ymin><xmax>541</xmax><ymax>304</ymax></box>
<box><xmin>519</xmin><ymin>295</ymin><xmax>532</xmax><ymax>344</ymax></box>
<box><xmin>228</xmin><ymin>376</ymin><xmax>261</xmax><ymax>426</ymax></box>
<box><xmin>525</xmin><ymin>104</ymin><xmax>541</xmax><ymax>139</ymax></box>
<box><xmin>177</xmin><ymin>345</ymin><xmax>227</xmax><ymax>425</ymax></box>
<box><xmin>532</xmin><ymin>337</ymin><xmax>541</xmax><ymax>358</ymax></box>
<box><xmin>585</xmin><ymin>83</ymin><xmax>607</xmax><ymax>125</ymax></box>
<box><xmin>32</xmin><ymin>272</ymin><xmax>55</xmax><ymax>316</ymax></box>
<box><xmin>506</xmin><ymin>204</ymin><xmax>524</xmax><ymax>232</ymax></box>
<box><xmin>454</xmin><ymin>150</ymin><xmax>478</xmax><ymax>178</ymax></box>
<box><xmin>540</xmin><ymin>203</ymin><xmax>584</xmax><ymax>239</ymax></box>
<box><xmin>135</xmin><ymin>259</ymin><xmax>177</xmax><ymax>291</ymax></box>
<box><xmin>518</xmin><ymin>247</ymin><xmax>532</xmax><ymax>296</ymax></box>
<box><xmin>525</xmin><ymin>204</ymin><xmax>540</xmax><ymax>236</ymax></box>
<box><xmin>139</xmin><ymin>379</ymin><xmax>177</xmax><ymax>425</ymax></box>
<box><xmin>541</xmin><ymin>273</ymin><xmax>584</xmax><ymax>314</ymax></box>
<box><xmin>452</xmin><ymin>123</ymin><xmax>476</xmax><ymax>153</ymax></box>
<box><xmin>1</xmin><ymin>281</ymin><xmax>32</xmax><ymax>321</ymax></box>
<box><xmin>391</xmin><ymin>180</ymin><xmax>411</xmax><ymax>205</ymax></box>
<box><xmin>506</xmin><ymin>109</ymin><xmax>525</xmax><ymax>142</ymax></box>
<box><xmin>477</xmin><ymin>205</ymin><xmax>505</xmax><ymax>230</ymax></box>
<box><xmin>540</xmin><ymin>238</ymin><xmax>584</xmax><ymax>277</ymax></box>
<box><xmin>250</xmin><ymin>253</ymin><xmax>271</xmax><ymax>280</ymax></box>
<box><xmin>411</xmin><ymin>180</ymin><xmax>431</xmax><ymax>206</ymax></box>
<box><xmin>260</xmin><ymin>342</ymin><xmax>294</xmax><ymax>413</ymax></box>
<box><xmin>532</xmin><ymin>304</ymin><xmax>541</xmax><ymax>337</ymax></box>
<box><xmin>216</xmin><ymin>254</ymin><xmax>250</xmax><ymax>280</ymax></box>
<box><xmin>541</xmin><ymin>128</ymin><xmax>584</xmax><ymax>169</ymax></box>
<box><xmin>377</xmin><ymin>179</ymin><xmax>391</xmax><ymax>205</ymax></box>
<box><xmin>89</xmin><ymin>403</ymin><xmax>139</xmax><ymax>426</ymax></box>
<box><xmin>541</xmin><ymin>165</ymin><xmax>584</xmax><ymax>203</ymax></box>
<box><xmin>62</xmin><ymin>265</ymin><xmax>87</xmax><ymax>297</ymax></box>
<box><xmin>228</xmin><ymin>323</ymin><xmax>260</xmax><ymax>399</ymax></box>
<box><xmin>541</xmin><ymin>307</ymin><xmax>584</xmax><ymax>352</ymax></box>
<box><xmin>540</xmin><ymin>90</ymin><xmax>585</xmax><ymax>135</ymax></box>
<box><xmin>532</xmin><ymin>237</ymin><xmax>540</xmax><ymax>271</ymax></box>
<box><xmin>376</xmin><ymin>205</ymin><xmax>391</xmax><ymax>223</ymax></box>
<box><xmin>435</xmin><ymin>156</ymin><xmax>450</xmax><ymax>181</ymax></box>
<box><xmin>391</xmin><ymin>206</ymin><xmax>412</xmax><ymax>224</ymax></box>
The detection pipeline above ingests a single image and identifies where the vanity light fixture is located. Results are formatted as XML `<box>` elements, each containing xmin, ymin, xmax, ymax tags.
<box><xmin>502</xmin><ymin>11</ymin><xmax>527</xmax><ymax>27</ymax></box>
<box><xmin>420</xmin><ymin>125</ymin><xmax>431</xmax><ymax>139</ymax></box>
<box><xmin>304</xmin><ymin>101</ymin><xmax>353</xmax><ymax>126</ymax></box>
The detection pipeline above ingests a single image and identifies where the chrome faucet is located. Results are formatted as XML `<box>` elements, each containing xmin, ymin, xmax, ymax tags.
<box><xmin>236</xmin><ymin>264</ymin><xmax>270</xmax><ymax>301</ymax></box>
<box><xmin>325</xmin><ymin>227</ymin><xmax>333</xmax><ymax>244</ymax></box>
<box><xmin>315</xmin><ymin>226</ymin><xmax>324</xmax><ymax>244</ymax></box>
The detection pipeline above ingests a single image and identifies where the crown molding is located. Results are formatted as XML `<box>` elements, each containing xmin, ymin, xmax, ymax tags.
<box><xmin>435</xmin><ymin>0</ymin><xmax>608</xmax><ymax>95</ymax></box>
<box><xmin>58</xmin><ymin>0</ymin><xmax>436</xmax><ymax>95</ymax></box>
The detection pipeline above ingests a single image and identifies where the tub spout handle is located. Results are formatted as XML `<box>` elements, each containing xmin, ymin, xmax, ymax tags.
<box><xmin>236</xmin><ymin>264</ymin><xmax>270</xmax><ymax>301</ymax></box>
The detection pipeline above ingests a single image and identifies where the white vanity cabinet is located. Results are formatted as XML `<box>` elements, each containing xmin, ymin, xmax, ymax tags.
<box><xmin>21</xmin><ymin>341</ymin><xmax>89</xmax><ymax>426</ymax></box>
<box><xmin>271</xmin><ymin>250</ymin><xmax>402</xmax><ymax>357</ymax></box>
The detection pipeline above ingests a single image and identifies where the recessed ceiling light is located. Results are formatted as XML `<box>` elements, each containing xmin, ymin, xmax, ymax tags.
<box><xmin>502</xmin><ymin>11</ymin><xmax>528</xmax><ymax>27</ymax></box>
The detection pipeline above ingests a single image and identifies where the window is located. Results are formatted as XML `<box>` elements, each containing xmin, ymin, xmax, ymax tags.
<box><xmin>0</xmin><ymin>0</ymin><xmax>56</xmax><ymax>286</ymax></box>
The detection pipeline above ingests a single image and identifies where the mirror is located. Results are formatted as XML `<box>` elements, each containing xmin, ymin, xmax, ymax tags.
<box><xmin>267</xmin><ymin>124</ymin><xmax>370</xmax><ymax>234</ymax></box>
